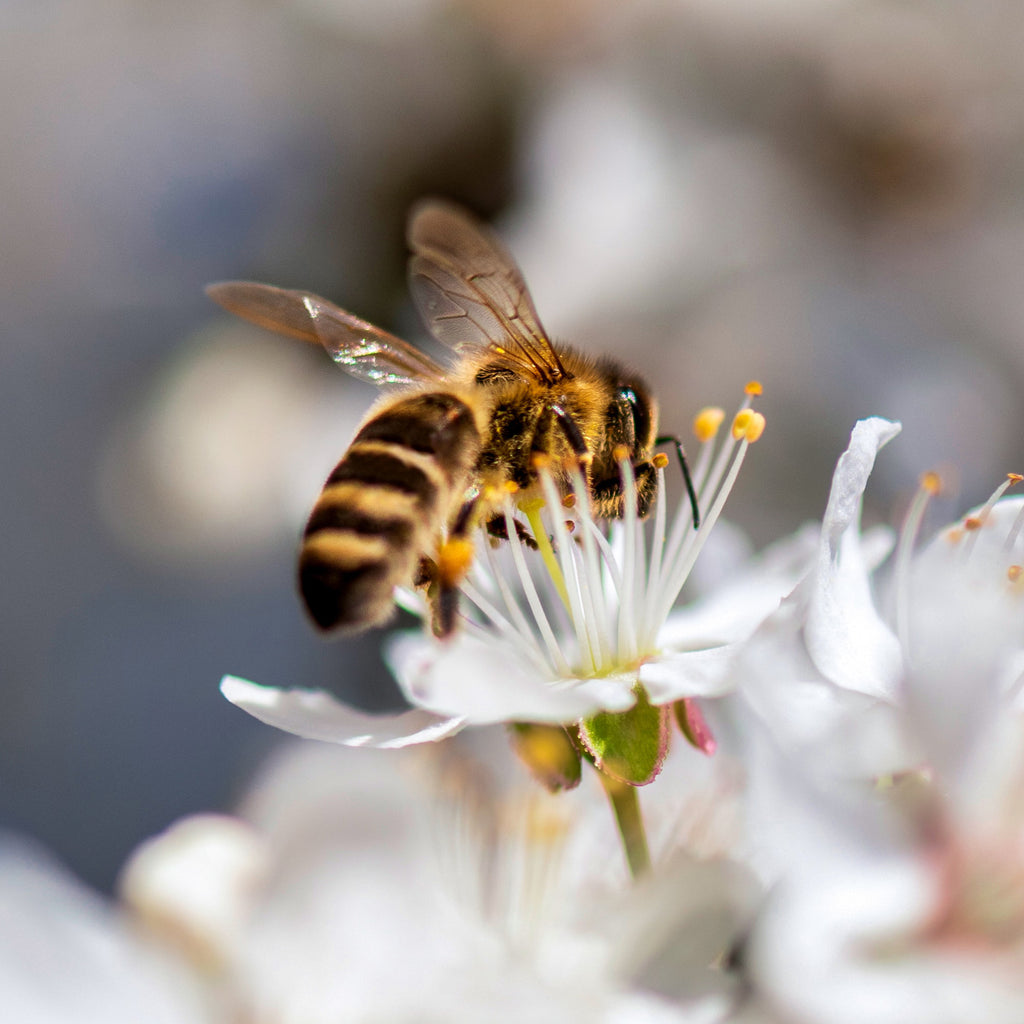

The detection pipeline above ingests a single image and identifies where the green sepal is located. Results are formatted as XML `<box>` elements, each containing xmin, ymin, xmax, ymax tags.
<box><xmin>578</xmin><ymin>686</ymin><xmax>670</xmax><ymax>786</ymax></box>
<box><xmin>507</xmin><ymin>723</ymin><xmax>582</xmax><ymax>792</ymax></box>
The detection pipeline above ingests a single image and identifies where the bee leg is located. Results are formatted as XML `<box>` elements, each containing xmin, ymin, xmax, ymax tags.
<box><xmin>431</xmin><ymin>494</ymin><xmax>480</xmax><ymax>639</ymax></box>
<box><xmin>548</xmin><ymin>402</ymin><xmax>590</xmax><ymax>471</ymax></box>
<box><xmin>414</xmin><ymin>556</ymin><xmax>437</xmax><ymax>588</ymax></box>
<box><xmin>655</xmin><ymin>435</ymin><xmax>700</xmax><ymax>529</ymax></box>
<box><xmin>485</xmin><ymin>514</ymin><xmax>540</xmax><ymax>550</ymax></box>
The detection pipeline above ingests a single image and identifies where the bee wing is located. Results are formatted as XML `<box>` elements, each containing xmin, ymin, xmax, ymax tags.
<box><xmin>206</xmin><ymin>281</ymin><xmax>447</xmax><ymax>387</ymax></box>
<box><xmin>407</xmin><ymin>201</ymin><xmax>569</xmax><ymax>384</ymax></box>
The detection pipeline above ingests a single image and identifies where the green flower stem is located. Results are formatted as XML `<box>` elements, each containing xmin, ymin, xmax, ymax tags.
<box><xmin>599</xmin><ymin>771</ymin><xmax>651</xmax><ymax>879</ymax></box>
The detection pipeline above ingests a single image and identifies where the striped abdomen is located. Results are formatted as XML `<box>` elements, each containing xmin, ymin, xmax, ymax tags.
<box><xmin>299</xmin><ymin>392</ymin><xmax>479</xmax><ymax>632</ymax></box>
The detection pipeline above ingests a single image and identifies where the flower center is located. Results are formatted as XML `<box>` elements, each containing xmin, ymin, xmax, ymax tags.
<box><xmin>455</xmin><ymin>386</ymin><xmax>765</xmax><ymax>682</ymax></box>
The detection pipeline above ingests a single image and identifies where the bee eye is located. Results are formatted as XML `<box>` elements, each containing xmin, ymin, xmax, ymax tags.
<box><xmin>617</xmin><ymin>386</ymin><xmax>650</xmax><ymax>448</ymax></box>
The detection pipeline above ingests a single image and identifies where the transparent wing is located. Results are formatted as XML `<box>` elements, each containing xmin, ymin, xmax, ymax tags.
<box><xmin>407</xmin><ymin>201</ymin><xmax>569</xmax><ymax>384</ymax></box>
<box><xmin>206</xmin><ymin>281</ymin><xmax>446</xmax><ymax>387</ymax></box>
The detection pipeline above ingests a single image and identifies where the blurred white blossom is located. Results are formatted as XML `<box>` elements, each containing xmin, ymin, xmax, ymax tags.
<box><xmin>745</xmin><ymin>477</ymin><xmax>1024</xmax><ymax>1024</ymax></box>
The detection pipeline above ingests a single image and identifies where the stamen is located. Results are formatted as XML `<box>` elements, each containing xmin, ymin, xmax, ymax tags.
<box><xmin>568</xmin><ymin>461</ymin><xmax>612</xmax><ymax>669</ymax></box>
<box><xmin>500</xmin><ymin>501</ymin><xmax>572</xmax><ymax>678</ymax></box>
<box><xmin>963</xmin><ymin>474</ymin><xmax>1021</xmax><ymax>558</ymax></box>
<box><xmin>616</xmin><ymin>450</ymin><xmax>641</xmax><ymax>666</ymax></box>
<box><xmin>538</xmin><ymin>471</ymin><xmax>600</xmax><ymax>675</ymax></box>
<box><xmin>462</xmin><ymin>553</ymin><xmax>553</xmax><ymax>675</ymax></box>
<box><xmin>520</xmin><ymin>497</ymin><xmax>568</xmax><ymax>608</ymax></box>
<box><xmin>693</xmin><ymin>407</ymin><xmax>725</xmax><ymax>445</ymax></box>
<box><xmin>459</xmin><ymin>581</ymin><xmax>552</xmax><ymax>678</ymax></box>
<box><xmin>641</xmin><ymin>463</ymin><xmax>669</xmax><ymax>650</ymax></box>
<box><xmin>1005</xmin><ymin>504</ymin><xmax>1024</xmax><ymax>555</ymax></box>
<box><xmin>895</xmin><ymin>471</ymin><xmax>942</xmax><ymax>658</ymax></box>
<box><xmin>744</xmin><ymin>380</ymin><xmax>764</xmax><ymax>397</ymax></box>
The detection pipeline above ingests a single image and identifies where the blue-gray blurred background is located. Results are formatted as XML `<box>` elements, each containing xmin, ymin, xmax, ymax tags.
<box><xmin>4</xmin><ymin>0</ymin><xmax>1024</xmax><ymax>892</ymax></box>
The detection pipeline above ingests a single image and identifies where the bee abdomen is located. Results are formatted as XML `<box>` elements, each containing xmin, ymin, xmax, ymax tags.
<box><xmin>300</xmin><ymin>392</ymin><xmax>479</xmax><ymax>633</ymax></box>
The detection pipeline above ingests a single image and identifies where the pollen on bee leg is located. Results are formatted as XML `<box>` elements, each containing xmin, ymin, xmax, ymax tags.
<box><xmin>437</xmin><ymin>538</ymin><xmax>475</xmax><ymax>587</ymax></box>
<box><xmin>693</xmin><ymin>407</ymin><xmax>725</xmax><ymax>443</ymax></box>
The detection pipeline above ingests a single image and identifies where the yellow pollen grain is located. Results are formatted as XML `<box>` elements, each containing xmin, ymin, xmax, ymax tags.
<box><xmin>694</xmin><ymin>407</ymin><xmax>725</xmax><ymax>442</ymax></box>
<box><xmin>653</xmin><ymin>452</ymin><xmax>670</xmax><ymax>469</ymax></box>
<box><xmin>504</xmin><ymin>480</ymin><xmax>520</xmax><ymax>495</ymax></box>
<box><xmin>612</xmin><ymin>444</ymin><xmax>630</xmax><ymax>462</ymax></box>
<box><xmin>745</xmin><ymin>380</ymin><xmax>763</xmax><ymax>396</ymax></box>
<box><xmin>920</xmin><ymin>471</ymin><xmax>943</xmax><ymax>495</ymax></box>
<box><xmin>437</xmin><ymin>538</ymin><xmax>475</xmax><ymax>586</ymax></box>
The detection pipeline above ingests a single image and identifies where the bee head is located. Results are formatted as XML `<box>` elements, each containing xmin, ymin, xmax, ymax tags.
<box><xmin>587</xmin><ymin>369</ymin><xmax>659</xmax><ymax>519</ymax></box>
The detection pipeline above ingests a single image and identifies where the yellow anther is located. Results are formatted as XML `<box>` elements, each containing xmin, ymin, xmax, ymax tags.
<box><xmin>964</xmin><ymin>515</ymin><xmax>984</xmax><ymax>532</ymax></box>
<box><xmin>1009</xmin><ymin>473</ymin><xmax>1024</xmax><ymax>485</ymax></box>
<box><xmin>731</xmin><ymin>409</ymin><xmax>764</xmax><ymax>442</ymax></box>
<box><xmin>504</xmin><ymin>480</ymin><xmax>520</xmax><ymax>495</ymax></box>
<box><xmin>743</xmin><ymin>411</ymin><xmax>766</xmax><ymax>443</ymax></box>
<box><xmin>531</xmin><ymin>452</ymin><xmax>552</xmax><ymax>472</ymax></box>
<box><xmin>694</xmin><ymin>407</ymin><xmax>725</xmax><ymax>443</ymax></box>
<box><xmin>564</xmin><ymin>520</ymin><xmax>576</xmax><ymax>534</ymax></box>
<box><xmin>561</xmin><ymin>493</ymin><xmax>577</xmax><ymax>509</ymax></box>
<box><xmin>1008</xmin><ymin>565</ymin><xmax>1023</xmax><ymax>583</ymax></box>
<box><xmin>920</xmin><ymin>471</ymin><xmax>942</xmax><ymax>495</ymax></box>
<box><xmin>652</xmin><ymin>452</ymin><xmax>670</xmax><ymax>470</ymax></box>
<box><xmin>612</xmin><ymin>444</ymin><xmax>630</xmax><ymax>463</ymax></box>
<box><xmin>437</xmin><ymin>538</ymin><xmax>475</xmax><ymax>586</ymax></box>
<box><xmin>946</xmin><ymin>527</ymin><xmax>964</xmax><ymax>545</ymax></box>
<box><xmin>745</xmin><ymin>380</ymin><xmax>763</xmax><ymax>396</ymax></box>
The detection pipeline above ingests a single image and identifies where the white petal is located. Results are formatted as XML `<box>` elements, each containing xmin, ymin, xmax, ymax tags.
<box><xmin>657</xmin><ymin>523</ymin><xmax>819</xmax><ymax>651</ymax></box>
<box><xmin>220</xmin><ymin>675</ymin><xmax>465</xmax><ymax>747</ymax></box>
<box><xmin>639</xmin><ymin>646</ymin><xmax>739</xmax><ymax>704</ymax></box>
<box><xmin>385</xmin><ymin>633</ymin><xmax>637</xmax><ymax>723</ymax></box>
<box><xmin>735</xmin><ymin>594</ymin><xmax>915</xmax><ymax>778</ymax></box>
<box><xmin>806</xmin><ymin>418</ymin><xmax>902</xmax><ymax>699</ymax></box>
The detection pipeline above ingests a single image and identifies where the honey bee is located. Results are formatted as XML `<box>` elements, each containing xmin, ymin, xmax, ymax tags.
<box><xmin>208</xmin><ymin>201</ymin><xmax>696</xmax><ymax>637</ymax></box>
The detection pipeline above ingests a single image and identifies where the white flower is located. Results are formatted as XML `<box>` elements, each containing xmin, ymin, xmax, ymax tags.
<box><xmin>729</xmin><ymin>416</ymin><xmax>911</xmax><ymax>782</ymax></box>
<box><xmin>0</xmin><ymin>836</ymin><xmax>208</xmax><ymax>1024</ymax></box>
<box><xmin>746</xmin><ymin>479</ymin><xmax>1024</xmax><ymax>1024</ymax></box>
<box><xmin>118</xmin><ymin>739</ymin><xmax>723</xmax><ymax>1023</ymax></box>
<box><xmin>222</xmin><ymin>387</ymin><xmax>801</xmax><ymax>754</ymax></box>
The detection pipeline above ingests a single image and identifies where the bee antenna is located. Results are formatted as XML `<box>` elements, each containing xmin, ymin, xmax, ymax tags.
<box><xmin>656</xmin><ymin>435</ymin><xmax>700</xmax><ymax>530</ymax></box>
